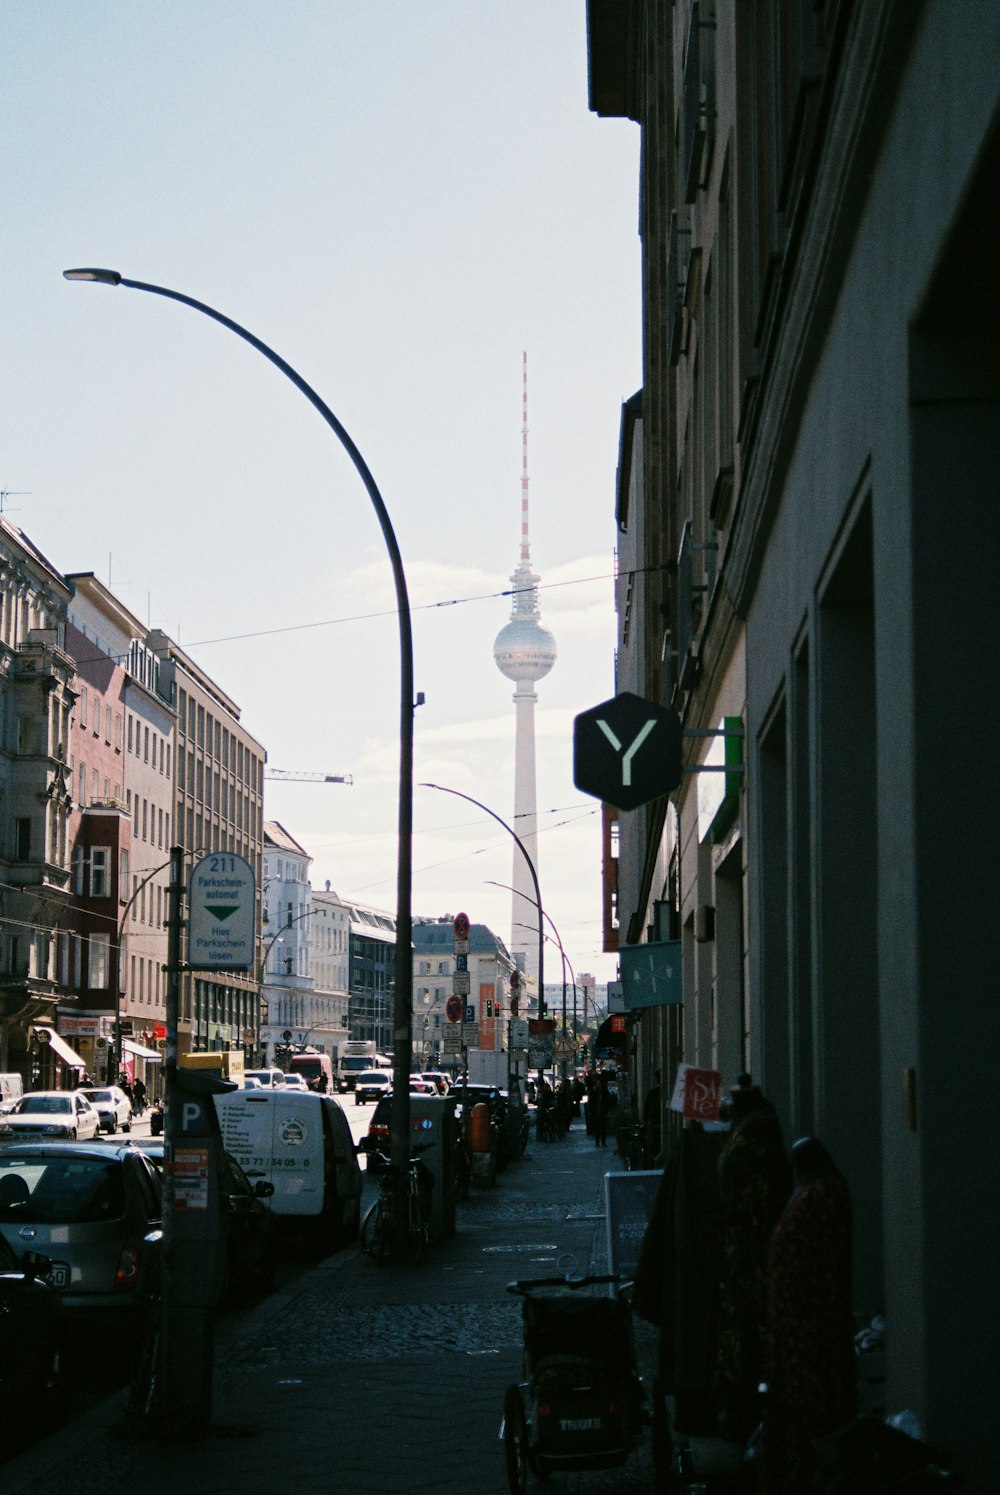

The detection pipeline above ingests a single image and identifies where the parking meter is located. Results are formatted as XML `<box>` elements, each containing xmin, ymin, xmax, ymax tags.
<box><xmin>408</xmin><ymin>1093</ymin><xmax>456</xmax><ymax>1241</ymax></box>
<box><xmin>161</xmin><ymin>1067</ymin><xmax>235</xmax><ymax>1430</ymax></box>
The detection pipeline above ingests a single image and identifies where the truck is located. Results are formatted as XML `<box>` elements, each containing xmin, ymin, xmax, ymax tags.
<box><xmin>466</xmin><ymin>1048</ymin><xmax>509</xmax><ymax>1089</ymax></box>
<box><xmin>179</xmin><ymin>1050</ymin><xmax>246</xmax><ymax>1083</ymax></box>
<box><xmin>336</xmin><ymin>1040</ymin><xmax>378</xmax><ymax>1092</ymax></box>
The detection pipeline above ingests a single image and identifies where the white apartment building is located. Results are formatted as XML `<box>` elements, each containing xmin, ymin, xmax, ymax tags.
<box><xmin>260</xmin><ymin>825</ymin><xmax>345</xmax><ymax>1064</ymax></box>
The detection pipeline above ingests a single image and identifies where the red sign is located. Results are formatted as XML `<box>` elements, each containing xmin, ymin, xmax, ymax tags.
<box><xmin>610</xmin><ymin>1015</ymin><xmax>627</xmax><ymax>1033</ymax></box>
<box><xmin>445</xmin><ymin>995</ymin><xmax>463</xmax><ymax>1024</ymax></box>
<box><xmin>669</xmin><ymin>1064</ymin><xmax>722</xmax><ymax>1122</ymax></box>
<box><xmin>453</xmin><ymin>912</ymin><xmax>470</xmax><ymax>941</ymax></box>
<box><xmin>528</xmin><ymin>1018</ymin><xmax>556</xmax><ymax>1034</ymax></box>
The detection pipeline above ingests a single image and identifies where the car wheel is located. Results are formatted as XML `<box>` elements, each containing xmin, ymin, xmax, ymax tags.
<box><xmin>503</xmin><ymin>1385</ymin><xmax>530</xmax><ymax>1495</ymax></box>
<box><xmin>109</xmin><ymin>1118</ymin><xmax>117</xmax><ymax>1134</ymax></box>
<box><xmin>69</xmin><ymin>1128</ymin><xmax>77</xmax><ymax>1140</ymax></box>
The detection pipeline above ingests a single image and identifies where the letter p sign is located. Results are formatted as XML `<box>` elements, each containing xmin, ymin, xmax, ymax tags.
<box><xmin>573</xmin><ymin>692</ymin><xmax>683</xmax><ymax>810</ymax></box>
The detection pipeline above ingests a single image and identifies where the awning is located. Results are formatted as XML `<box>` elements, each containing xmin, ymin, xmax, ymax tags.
<box><xmin>123</xmin><ymin>1038</ymin><xmax>162</xmax><ymax>1061</ymax></box>
<box><xmin>36</xmin><ymin>1026</ymin><xmax>86</xmax><ymax>1070</ymax></box>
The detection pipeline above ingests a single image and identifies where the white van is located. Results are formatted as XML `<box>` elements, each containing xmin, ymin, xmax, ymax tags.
<box><xmin>213</xmin><ymin>1089</ymin><xmax>362</xmax><ymax>1248</ymax></box>
<box><xmin>0</xmin><ymin>1074</ymin><xmax>24</xmax><ymax>1113</ymax></box>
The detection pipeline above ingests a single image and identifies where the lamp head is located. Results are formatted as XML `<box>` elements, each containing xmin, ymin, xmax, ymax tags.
<box><xmin>63</xmin><ymin>268</ymin><xmax>122</xmax><ymax>285</ymax></box>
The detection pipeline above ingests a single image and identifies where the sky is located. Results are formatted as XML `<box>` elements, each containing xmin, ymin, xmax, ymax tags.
<box><xmin>2</xmin><ymin>2</ymin><xmax>641</xmax><ymax>988</ymax></box>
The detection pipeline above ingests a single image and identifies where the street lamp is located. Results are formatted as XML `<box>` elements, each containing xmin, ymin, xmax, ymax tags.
<box><xmin>111</xmin><ymin>854</ymin><xmax>179</xmax><ymax>1083</ymax></box>
<box><xmin>419</xmin><ymin>782</ymin><xmax>544</xmax><ymax>1017</ymax></box>
<box><xmin>492</xmin><ymin>877</ymin><xmax>578</xmax><ymax>1067</ymax></box>
<box><xmin>63</xmin><ymin>268</ymin><xmax>414</xmax><ymax>1176</ymax></box>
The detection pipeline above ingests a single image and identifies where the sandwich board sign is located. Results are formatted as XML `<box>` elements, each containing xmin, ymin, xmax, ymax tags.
<box><xmin>188</xmin><ymin>852</ymin><xmax>255</xmax><ymax>971</ymax></box>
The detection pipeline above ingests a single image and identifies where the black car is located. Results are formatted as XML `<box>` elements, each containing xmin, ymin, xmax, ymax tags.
<box><xmin>0</xmin><ymin>1235</ymin><xmax>66</xmax><ymax>1443</ymax></box>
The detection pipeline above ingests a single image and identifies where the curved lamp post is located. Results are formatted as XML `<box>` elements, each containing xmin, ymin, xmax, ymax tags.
<box><xmin>490</xmin><ymin>878</ymin><xmax>577</xmax><ymax>1065</ymax></box>
<box><xmin>111</xmin><ymin>854</ymin><xmax>179</xmax><ymax>1084</ymax></box>
<box><xmin>420</xmin><ymin>782</ymin><xmax>544</xmax><ymax>1017</ymax></box>
<box><xmin>63</xmin><ymin>269</ymin><xmax>414</xmax><ymax>1171</ymax></box>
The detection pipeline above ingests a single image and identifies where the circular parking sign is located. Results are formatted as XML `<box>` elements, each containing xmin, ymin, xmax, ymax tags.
<box><xmin>446</xmin><ymin>994</ymin><xmax>463</xmax><ymax>1024</ymax></box>
<box><xmin>453</xmin><ymin>911</ymin><xmax>470</xmax><ymax>941</ymax></box>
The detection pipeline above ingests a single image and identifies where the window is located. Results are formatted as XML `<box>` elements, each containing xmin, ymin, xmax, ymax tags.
<box><xmin>120</xmin><ymin>848</ymin><xmax>129</xmax><ymax>892</ymax></box>
<box><xmin>90</xmin><ymin>847</ymin><xmax>110</xmax><ymax>898</ymax></box>
<box><xmin>14</xmin><ymin>817</ymin><xmax>31</xmax><ymax>862</ymax></box>
<box><xmin>80</xmin><ymin>688</ymin><xmax>88</xmax><ymax>729</ymax></box>
<box><xmin>78</xmin><ymin>763</ymin><xmax>86</xmax><ymax>807</ymax></box>
<box><xmin>128</xmin><ymin>715</ymin><xmax>133</xmax><ymax>753</ymax></box>
<box><xmin>91</xmin><ymin>768</ymin><xmax>99</xmax><ymax>802</ymax></box>
<box><xmin>89</xmin><ymin>933</ymin><xmax>110</xmax><ymax>989</ymax></box>
<box><xmin>115</xmin><ymin>713</ymin><xmax>123</xmax><ymax>751</ymax></box>
<box><xmin>144</xmin><ymin>726</ymin><xmax>150</xmax><ymax>763</ymax></box>
<box><xmin>105</xmin><ymin>706</ymin><xmax>112</xmax><ymax>741</ymax></box>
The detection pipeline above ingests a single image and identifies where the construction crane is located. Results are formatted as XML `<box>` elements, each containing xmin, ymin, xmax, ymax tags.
<box><xmin>264</xmin><ymin>770</ymin><xmax>353</xmax><ymax>785</ymax></box>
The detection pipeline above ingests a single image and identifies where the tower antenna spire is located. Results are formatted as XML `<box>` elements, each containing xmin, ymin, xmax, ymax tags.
<box><xmin>520</xmin><ymin>350</ymin><xmax>530</xmax><ymax>564</ymax></box>
<box><xmin>493</xmin><ymin>354</ymin><xmax>557</xmax><ymax>994</ymax></box>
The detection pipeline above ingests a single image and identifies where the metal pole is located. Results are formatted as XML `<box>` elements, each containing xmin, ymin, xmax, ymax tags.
<box><xmin>63</xmin><ymin>267</ymin><xmax>414</xmax><ymax>1201</ymax></box>
<box><xmin>157</xmin><ymin>844</ymin><xmax>184</xmax><ymax>1430</ymax></box>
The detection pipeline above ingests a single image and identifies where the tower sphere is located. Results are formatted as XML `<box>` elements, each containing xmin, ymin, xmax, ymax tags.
<box><xmin>494</xmin><ymin>615</ymin><xmax>557</xmax><ymax>683</ymax></box>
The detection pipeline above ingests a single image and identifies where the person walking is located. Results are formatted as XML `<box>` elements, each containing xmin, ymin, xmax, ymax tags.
<box><xmin>590</xmin><ymin>1071</ymin><xmax>615</xmax><ymax>1147</ymax></box>
<box><xmin>132</xmin><ymin>1075</ymin><xmax>147</xmax><ymax>1116</ymax></box>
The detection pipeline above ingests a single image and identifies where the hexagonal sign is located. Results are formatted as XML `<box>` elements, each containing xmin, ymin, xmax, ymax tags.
<box><xmin>573</xmin><ymin>691</ymin><xmax>683</xmax><ymax>810</ymax></box>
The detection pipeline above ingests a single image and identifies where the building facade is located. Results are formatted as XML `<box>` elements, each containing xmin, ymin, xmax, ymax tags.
<box><xmin>340</xmin><ymin>896</ymin><xmax>395</xmax><ymax>1052</ymax></box>
<box><xmin>62</xmin><ymin>574</ymin><xmax>175</xmax><ymax>1090</ymax></box>
<box><xmin>587</xmin><ymin>0</ymin><xmax>999</xmax><ymax>1479</ymax></box>
<box><xmin>413</xmin><ymin>916</ymin><xmax>516</xmax><ymax>1066</ymax></box>
<box><xmin>148</xmin><ymin>630</ymin><xmax>265</xmax><ymax>1061</ymax></box>
<box><xmin>0</xmin><ymin>521</ymin><xmax>75</xmax><ymax>1087</ymax></box>
<box><xmin>260</xmin><ymin>824</ymin><xmax>347</xmax><ymax>1065</ymax></box>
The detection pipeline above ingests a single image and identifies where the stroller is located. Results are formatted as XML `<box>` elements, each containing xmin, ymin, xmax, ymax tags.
<box><xmin>502</xmin><ymin>1254</ymin><xmax>647</xmax><ymax>1492</ymax></box>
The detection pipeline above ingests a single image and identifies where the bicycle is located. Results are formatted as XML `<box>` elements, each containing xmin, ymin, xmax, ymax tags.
<box><xmin>360</xmin><ymin>1145</ymin><xmax>433</xmax><ymax>1264</ymax></box>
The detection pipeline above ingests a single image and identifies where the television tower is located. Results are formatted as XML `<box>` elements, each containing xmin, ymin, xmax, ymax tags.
<box><xmin>493</xmin><ymin>353</ymin><xmax>557</xmax><ymax>992</ymax></box>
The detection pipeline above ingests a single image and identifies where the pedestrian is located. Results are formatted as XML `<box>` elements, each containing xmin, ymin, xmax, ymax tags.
<box><xmin>642</xmin><ymin>1069</ymin><xmax>663</xmax><ymax>1167</ymax></box>
<box><xmin>758</xmin><ymin>1137</ymin><xmax>856</xmax><ymax>1493</ymax></box>
<box><xmin>132</xmin><ymin>1076</ymin><xmax>146</xmax><ymax>1116</ymax></box>
<box><xmin>119</xmin><ymin>1074</ymin><xmax>134</xmax><ymax>1109</ymax></box>
<box><xmin>590</xmin><ymin>1071</ymin><xmax>616</xmax><ymax>1147</ymax></box>
<box><xmin>716</xmin><ymin>1074</ymin><xmax>792</xmax><ymax>1444</ymax></box>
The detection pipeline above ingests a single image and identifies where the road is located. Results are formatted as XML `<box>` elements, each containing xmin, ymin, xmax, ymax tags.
<box><xmin>1</xmin><ymin>1089</ymin><xmax>381</xmax><ymax>1468</ymax></box>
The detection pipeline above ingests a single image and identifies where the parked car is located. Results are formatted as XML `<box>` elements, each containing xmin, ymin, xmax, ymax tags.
<box><xmin>409</xmin><ymin>1076</ymin><xmax>438</xmax><ymax>1096</ymax></box>
<box><xmin>80</xmin><ymin>1086</ymin><xmax>133</xmax><ymax>1135</ymax></box>
<box><xmin>135</xmin><ymin>1139</ymin><xmax>276</xmax><ymax>1302</ymax></box>
<box><xmin>244</xmin><ymin>1068</ymin><xmax>285</xmax><ymax>1089</ymax></box>
<box><xmin>0</xmin><ymin>1233</ymin><xmax>66</xmax><ymax>1439</ymax></box>
<box><xmin>213</xmin><ymin>1089</ymin><xmax>362</xmax><ymax>1251</ymax></box>
<box><xmin>278</xmin><ymin>1073</ymin><xmax>310</xmax><ymax>1092</ymax></box>
<box><xmin>0</xmin><ymin>1141</ymin><xmax>162</xmax><ymax>1333</ymax></box>
<box><xmin>0</xmin><ymin>1091</ymin><xmax>101</xmax><ymax>1142</ymax></box>
<box><xmin>354</xmin><ymin>1070</ymin><xmax>392</xmax><ymax>1106</ymax></box>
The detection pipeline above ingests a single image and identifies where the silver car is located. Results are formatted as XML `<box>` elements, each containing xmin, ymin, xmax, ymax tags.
<box><xmin>0</xmin><ymin>1142</ymin><xmax>162</xmax><ymax>1326</ymax></box>
<box><xmin>0</xmin><ymin>1091</ymin><xmax>101</xmax><ymax>1142</ymax></box>
<box><xmin>80</xmin><ymin>1086</ymin><xmax>133</xmax><ymax>1135</ymax></box>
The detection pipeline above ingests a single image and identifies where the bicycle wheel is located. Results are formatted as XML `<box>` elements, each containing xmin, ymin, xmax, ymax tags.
<box><xmin>503</xmin><ymin>1384</ymin><xmax>530</xmax><ymax>1495</ymax></box>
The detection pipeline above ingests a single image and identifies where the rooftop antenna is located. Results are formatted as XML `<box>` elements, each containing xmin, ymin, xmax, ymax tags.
<box><xmin>0</xmin><ymin>490</ymin><xmax>30</xmax><ymax>515</ymax></box>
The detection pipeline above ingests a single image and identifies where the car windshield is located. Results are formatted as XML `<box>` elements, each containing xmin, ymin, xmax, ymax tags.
<box><xmin>17</xmin><ymin>1095</ymin><xmax>71</xmax><ymax>1114</ymax></box>
<box><xmin>358</xmin><ymin>1072</ymin><xmax>386</xmax><ymax>1084</ymax></box>
<box><xmin>83</xmin><ymin>1090</ymin><xmax>113</xmax><ymax>1103</ymax></box>
<box><xmin>0</xmin><ymin>1157</ymin><xmax>125</xmax><ymax>1224</ymax></box>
